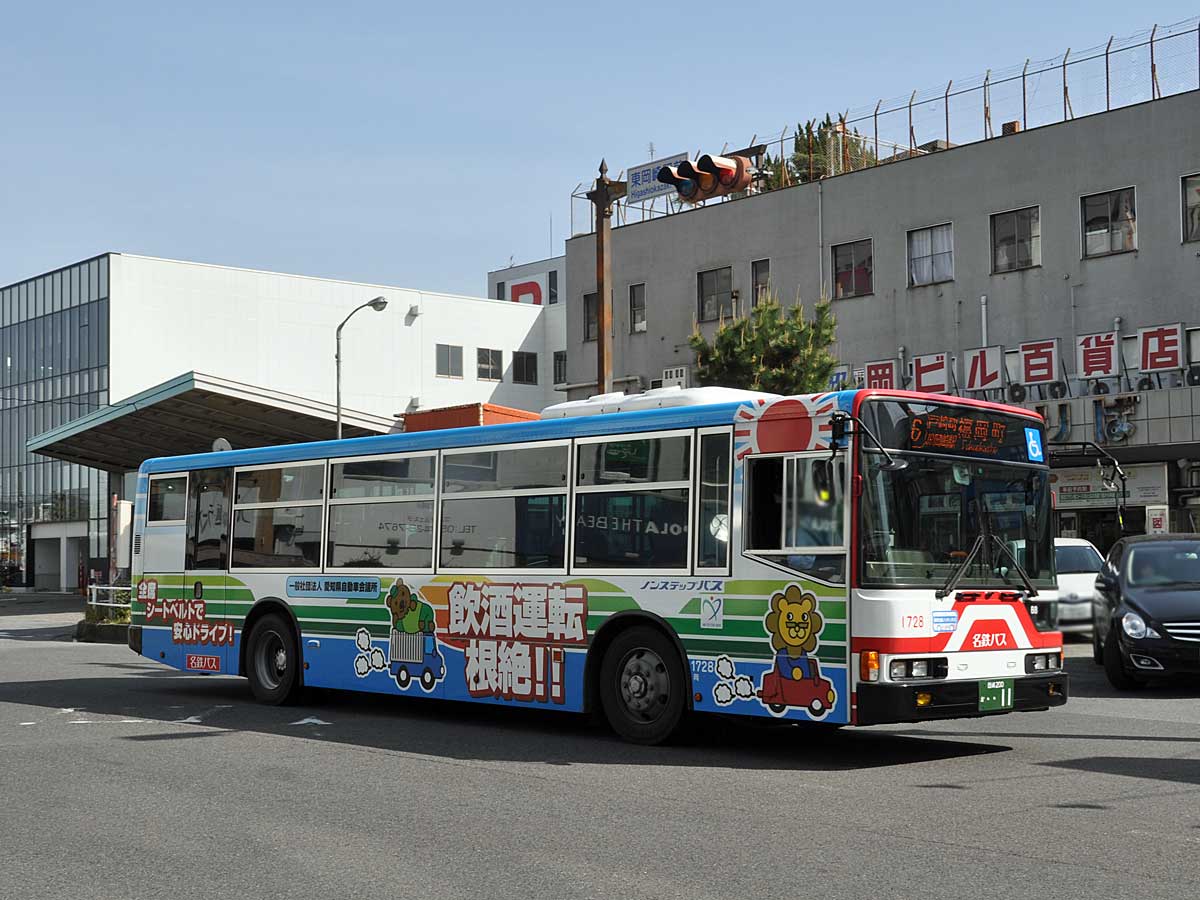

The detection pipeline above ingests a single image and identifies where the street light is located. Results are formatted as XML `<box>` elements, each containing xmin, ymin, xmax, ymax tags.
<box><xmin>335</xmin><ymin>296</ymin><xmax>388</xmax><ymax>439</ymax></box>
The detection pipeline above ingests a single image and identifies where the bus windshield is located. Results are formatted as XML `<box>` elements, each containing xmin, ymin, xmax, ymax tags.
<box><xmin>860</xmin><ymin>451</ymin><xmax>1054</xmax><ymax>589</ymax></box>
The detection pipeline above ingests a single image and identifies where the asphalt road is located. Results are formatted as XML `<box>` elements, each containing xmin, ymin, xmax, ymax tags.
<box><xmin>1</xmin><ymin>597</ymin><xmax>1198</xmax><ymax>900</ymax></box>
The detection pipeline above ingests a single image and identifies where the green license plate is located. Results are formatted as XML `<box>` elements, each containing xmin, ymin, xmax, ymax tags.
<box><xmin>978</xmin><ymin>678</ymin><xmax>1014</xmax><ymax>711</ymax></box>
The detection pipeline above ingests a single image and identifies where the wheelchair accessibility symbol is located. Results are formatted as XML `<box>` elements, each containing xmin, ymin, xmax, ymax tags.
<box><xmin>1024</xmin><ymin>427</ymin><xmax>1044</xmax><ymax>462</ymax></box>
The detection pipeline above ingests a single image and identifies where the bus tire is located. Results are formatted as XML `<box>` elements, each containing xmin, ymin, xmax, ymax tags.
<box><xmin>246</xmin><ymin>613</ymin><xmax>301</xmax><ymax>705</ymax></box>
<box><xmin>599</xmin><ymin>626</ymin><xmax>686</xmax><ymax>745</ymax></box>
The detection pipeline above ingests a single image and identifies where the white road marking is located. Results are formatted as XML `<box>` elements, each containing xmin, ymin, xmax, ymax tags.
<box><xmin>18</xmin><ymin>722</ymin><xmax>35</xmax><ymax>726</ymax></box>
<box><xmin>290</xmin><ymin>716</ymin><xmax>331</xmax><ymax>726</ymax></box>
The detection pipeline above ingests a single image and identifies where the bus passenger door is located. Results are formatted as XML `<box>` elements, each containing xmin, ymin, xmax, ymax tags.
<box><xmin>140</xmin><ymin>473</ymin><xmax>189</xmax><ymax>670</ymax></box>
<box><xmin>181</xmin><ymin>468</ymin><xmax>232</xmax><ymax>675</ymax></box>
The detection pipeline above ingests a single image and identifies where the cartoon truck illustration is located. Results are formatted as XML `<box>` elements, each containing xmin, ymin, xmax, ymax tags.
<box><xmin>388</xmin><ymin>628</ymin><xmax>445</xmax><ymax>692</ymax></box>
<box><xmin>385</xmin><ymin>580</ymin><xmax>445</xmax><ymax>692</ymax></box>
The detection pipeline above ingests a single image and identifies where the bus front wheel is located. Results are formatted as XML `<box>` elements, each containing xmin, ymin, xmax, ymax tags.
<box><xmin>599</xmin><ymin>626</ymin><xmax>686</xmax><ymax>745</ymax></box>
<box><xmin>246</xmin><ymin>613</ymin><xmax>301</xmax><ymax>705</ymax></box>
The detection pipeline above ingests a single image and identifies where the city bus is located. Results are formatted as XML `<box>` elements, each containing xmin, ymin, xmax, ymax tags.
<box><xmin>127</xmin><ymin>386</ymin><xmax>1067</xmax><ymax>744</ymax></box>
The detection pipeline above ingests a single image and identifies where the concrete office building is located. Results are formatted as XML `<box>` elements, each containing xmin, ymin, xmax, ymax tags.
<box><xmin>558</xmin><ymin>87</ymin><xmax>1200</xmax><ymax>547</ymax></box>
<box><xmin>4</xmin><ymin>253</ymin><xmax>566</xmax><ymax>589</ymax></box>
<box><xmin>487</xmin><ymin>255</ymin><xmax>568</xmax><ymax>388</ymax></box>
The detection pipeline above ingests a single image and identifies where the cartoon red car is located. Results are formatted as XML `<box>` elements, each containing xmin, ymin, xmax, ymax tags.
<box><xmin>758</xmin><ymin>657</ymin><xmax>836</xmax><ymax>718</ymax></box>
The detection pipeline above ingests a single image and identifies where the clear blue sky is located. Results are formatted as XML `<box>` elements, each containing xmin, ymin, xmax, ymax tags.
<box><xmin>1</xmin><ymin>1</ymin><xmax>1196</xmax><ymax>296</ymax></box>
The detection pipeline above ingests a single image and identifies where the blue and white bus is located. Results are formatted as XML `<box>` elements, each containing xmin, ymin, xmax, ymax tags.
<box><xmin>128</xmin><ymin>386</ymin><xmax>1067</xmax><ymax>743</ymax></box>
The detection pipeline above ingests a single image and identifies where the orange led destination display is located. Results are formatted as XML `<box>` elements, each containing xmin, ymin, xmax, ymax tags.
<box><xmin>909</xmin><ymin>412</ymin><xmax>1009</xmax><ymax>456</ymax></box>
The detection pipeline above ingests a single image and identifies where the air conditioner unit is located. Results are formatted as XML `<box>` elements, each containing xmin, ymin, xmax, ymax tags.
<box><xmin>649</xmin><ymin>379</ymin><xmax>663</xmax><ymax>389</ymax></box>
<box><xmin>661</xmin><ymin>366</ymin><xmax>689</xmax><ymax>389</ymax></box>
<box><xmin>1002</xmin><ymin>120</ymin><xmax>1022</xmax><ymax>135</ymax></box>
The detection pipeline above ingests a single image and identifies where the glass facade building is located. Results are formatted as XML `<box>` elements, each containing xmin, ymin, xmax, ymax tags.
<box><xmin>0</xmin><ymin>255</ymin><xmax>110</xmax><ymax>584</ymax></box>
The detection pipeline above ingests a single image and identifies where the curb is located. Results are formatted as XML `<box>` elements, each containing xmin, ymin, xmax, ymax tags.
<box><xmin>75</xmin><ymin>620</ymin><xmax>129</xmax><ymax>644</ymax></box>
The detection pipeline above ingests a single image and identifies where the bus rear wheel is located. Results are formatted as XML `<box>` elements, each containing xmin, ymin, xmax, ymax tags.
<box><xmin>246</xmin><ymin>613</ymin><xmax>301</xmax><ymax>705</ymax></box>
<box><xmin>599</xmin><ymin>626</ymin><xmax>686</xmax><ymax>745</ymax></box>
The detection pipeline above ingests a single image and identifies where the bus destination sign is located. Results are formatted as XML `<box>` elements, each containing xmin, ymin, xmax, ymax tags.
<box><xmin>909</xmin><ymin>412</ymin><xmax>1011</xmax><ymax>457</ymax></box>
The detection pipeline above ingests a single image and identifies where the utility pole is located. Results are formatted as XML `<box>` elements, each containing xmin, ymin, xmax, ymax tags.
<box><xmin>586</xmin><ymin>159</ymin><xmax>626</xmax><ymax>395</ymax></box>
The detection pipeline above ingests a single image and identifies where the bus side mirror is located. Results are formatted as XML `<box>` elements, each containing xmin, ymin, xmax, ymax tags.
<box><xmin>830</xmin><ymin>416</ymin><xmax>847</xmax><ymax>445</ymax></box>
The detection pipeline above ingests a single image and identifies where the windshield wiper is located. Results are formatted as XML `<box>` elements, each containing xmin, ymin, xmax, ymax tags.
<box><xmin>935</xmin><ymin>497</ymin><xmax>1040</xmax><ymax>599</ymax></box>
<box><xmin>935</xmin><ymin>531</ymin><xmax>986</xmax><ymax>599</ymax></box>
<box><xmin>987</xmin><ymin>533</ymin><xmax>1039</xmax><ymax>597</ymax></box>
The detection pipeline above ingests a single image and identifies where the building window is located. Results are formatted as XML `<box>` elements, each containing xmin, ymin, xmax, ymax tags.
<box><xmin>553</xmin><ymin>350</ymin><xmax>567</xmax><ymax>385</ymax></box>
<box><xmin>435</xmin><ymin>343</ymin><xmax>463</xmax><ymax>378</ymax></box>
<box><xmin>513</xmin><ymin>351</ymin><xmax>538</xmax><ymax>385</ymax></box>
<box><xmin>629</xmin><ymin>283</ymin><xmax>646</xmax><ymax>333</ymax></box>
<box><xmin>1183</xmin><ymin>175</ymin><xmax>1200</xmax><ymax>243</ymax></box>
<box><xmin>697</xmin><ymin>266</ymin><xmax>733</xmax><ymax>321</ymax></box>
<box><xmin>907</xmin><ymin>224</ymin><xmax>953</xmax><ymax>286</ymax></box>
<box><xmin>495</xmin><ymin>280</ymin><xmax>506</xmax><ymax>300</ymax></box>
<box><xmin>477</xmin><ymin>348</ymin><xmax>503</xmax><ymax>381</ymax></box>
<box><xmin>991</xmin><ymin>207</ymin><xmax>1041</xmax><ymax>273</ymax></box>
<box><xmin>548</xmin><ymin>270</ymin><xmax>559</xmax><ymax>304</ymax></box>
<box><xmin>583</xmin><ymin>292</ymin><xmax>598</xmax><ymax>342</ymax></box>
<box><xmin>832</xmin><ymin>239</ymin><xmax>873</xmax><ymax>298</ymax></box>
<box><xmin>1082</xmin><ymin>187</ymin><xmax>1136</xmax><ymax>257</ymax></box>
<box><xmin>751</xmin><ymin>259</ymin><xmax>770</xmax><ymax>305</ymax></box>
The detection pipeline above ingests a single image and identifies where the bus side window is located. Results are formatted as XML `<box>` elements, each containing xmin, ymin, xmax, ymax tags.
<box><xmin>746</xmin><ymin>457</ymin><xmax>783</xmax><ymax>550</ymax></box>
<box><xmin>745</xmin><ymin>455</ymin><xmax>846</xmax><ymax>583</ymax></box>
<box><xmin>695</xmin><ymin>431</ymin><xmax>731</xmax><ymax>569</ymax></box>
<box><xmin>185</xmin><ymin>468</ymin><xmax>231</xmax><ymax>570</ymax></box>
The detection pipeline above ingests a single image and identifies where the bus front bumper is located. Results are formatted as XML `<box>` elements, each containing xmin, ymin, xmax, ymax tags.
<box><xmin>855</xmin><ymin>672</ymin><xmax>1068</xmax><ymax>725</ymax></box>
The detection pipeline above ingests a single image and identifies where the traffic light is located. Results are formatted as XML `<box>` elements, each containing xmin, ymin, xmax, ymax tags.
<box><xmin>657</xmin><ymin>153</ymin><xmax>753</xmax><ymax>203</ymax></box>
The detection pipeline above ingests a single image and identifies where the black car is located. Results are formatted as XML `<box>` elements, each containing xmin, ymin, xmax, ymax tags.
<box><xmin>1093</xmin><ymin>534</ymin><xmax>1200</xmax><ymax>689</ymax></box>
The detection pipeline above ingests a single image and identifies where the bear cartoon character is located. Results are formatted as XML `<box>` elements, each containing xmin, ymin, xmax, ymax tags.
<box><xmin>765</xmin><ymin>584</ymin><xmax>823</xmax><ymax>680</ymax></box>
<box><xmin>385</xmin><ymin>581</ymin><xmax>435</xmax><ymax>635</ymax></box>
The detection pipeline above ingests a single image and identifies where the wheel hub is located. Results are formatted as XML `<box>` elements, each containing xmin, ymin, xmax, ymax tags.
<box><xmin>618</xmin><ymin>649</ymin><xmax>669</xmax><ymax>721</ymax></box>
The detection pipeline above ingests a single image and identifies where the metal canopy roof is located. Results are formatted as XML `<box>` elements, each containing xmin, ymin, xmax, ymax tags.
<box><xmin>26</xmin><ymin>372</ymin><xmax>395</xmax><ymax>472</ymax></box>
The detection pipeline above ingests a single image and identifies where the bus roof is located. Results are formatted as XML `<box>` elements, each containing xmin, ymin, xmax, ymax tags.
<box><xmin>136</xmin><ymin>388</ymin><xmax>1041</xmax><ymax>475</ymax></box>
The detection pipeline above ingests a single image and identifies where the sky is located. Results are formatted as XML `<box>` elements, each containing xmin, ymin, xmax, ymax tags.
<box><xmin>1</xmin><ymin>1</ymin><xmax>1197</xmax><ymax>297</ymax></box>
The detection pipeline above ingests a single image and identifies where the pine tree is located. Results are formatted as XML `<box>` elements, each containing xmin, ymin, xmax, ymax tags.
<box><xmin>688</xmin><ymin>290</ymin><xmax>838</xmax><ymax>395</ymax></box>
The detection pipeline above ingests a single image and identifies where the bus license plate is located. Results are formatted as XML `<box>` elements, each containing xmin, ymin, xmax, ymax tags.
<box><xmin>978</xmin><ymin>678</ymin><xmax>1014</xmax><ymax>711</ymax></box>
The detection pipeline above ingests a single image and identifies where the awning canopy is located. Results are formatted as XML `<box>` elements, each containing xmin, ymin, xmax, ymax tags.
<box><xmin>27</xmin><ymin>372</ymin><xmax>395</xmax><ymax>472</ymax></box>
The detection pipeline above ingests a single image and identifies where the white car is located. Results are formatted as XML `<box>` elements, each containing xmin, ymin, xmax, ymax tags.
<box><xmin>1052</xmin><ymin>537</ymin><xmax>1104</xmax><ymax>634</ymax></box>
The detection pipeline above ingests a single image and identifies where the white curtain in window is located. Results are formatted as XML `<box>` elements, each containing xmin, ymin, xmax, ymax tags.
<box><xmin>908</xmin><ymin>229</ymin><xmax>932</xmax><ymax>285</ymax></box>
<box><xmin>931</xmin><ymin>224</ymin><xmax>954</xmax><ymax>282</ymax></box>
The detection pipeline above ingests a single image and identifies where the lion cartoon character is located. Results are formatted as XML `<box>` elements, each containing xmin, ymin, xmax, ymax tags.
<box><xmin>385</xmin><ymin>581</ymin><xmax>435</xmax><ymax>635</ymax></box>
<box><xmin>757</xmin><ymin>585</ymin><xmax>837</xmax><ymax>717</ymax></box>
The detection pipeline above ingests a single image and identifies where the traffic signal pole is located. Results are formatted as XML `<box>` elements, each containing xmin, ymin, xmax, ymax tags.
<box><xmin>586</xmin><ymin>160</ymin><xmax>625</xmax><ymax>396</ymax></box>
